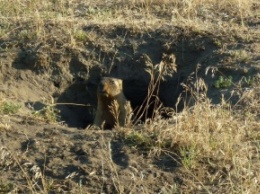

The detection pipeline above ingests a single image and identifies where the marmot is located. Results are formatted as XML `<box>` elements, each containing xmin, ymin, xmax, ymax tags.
<box><xmin>94</xmin><ymin>77</ymin><xmax>132</xmax><ymax>129</ymax></box>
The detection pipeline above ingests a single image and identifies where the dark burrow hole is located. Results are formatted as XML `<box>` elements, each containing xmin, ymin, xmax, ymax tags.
<box><xmin>56</xmin><ymin>75</ymin><xmax>183</xmax><ymax>128</ymax></box>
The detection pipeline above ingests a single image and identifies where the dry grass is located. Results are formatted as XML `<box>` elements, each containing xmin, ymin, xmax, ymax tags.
<box><xmin>117</xmin><ymin>59</ymin><xmax>259</xmax><ymax>193</ymax></box>
<box><xmin>0</xmin><ymin>0</ymin><xmax>258</xmax><ymax>42</ymax></box>
<box><xmin>122</xmin><ymin>85</ymin><xmax>260</xmax><ymax>193</ymax></box>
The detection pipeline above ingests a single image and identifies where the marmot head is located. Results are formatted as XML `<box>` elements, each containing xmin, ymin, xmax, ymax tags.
<box><xmin>97</xmin><ymin>77</ymin><xmax>123</xmax><ymax>98</ymax></box>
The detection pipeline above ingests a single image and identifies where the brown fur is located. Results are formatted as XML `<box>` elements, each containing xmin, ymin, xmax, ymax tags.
<box><xmin>94</xmin><ymin>77</ymin><xmax>132</xmax><ymax>129</ymax></box>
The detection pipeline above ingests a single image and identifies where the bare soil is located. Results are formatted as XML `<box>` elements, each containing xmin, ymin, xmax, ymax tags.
<box><xmin>1</xmin><ymin>122</ymin><xmax>181</xmax><ymax>193</ymax></box>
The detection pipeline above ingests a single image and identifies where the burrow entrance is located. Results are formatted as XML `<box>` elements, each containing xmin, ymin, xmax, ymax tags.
<box><xmin>53</xmin><ymin>26</ymin><xmax>221</xmax><ymax>128</ymax></box>
<box><xmin>8</xmin><ymin>25</ymin><xmax>238</xmax><ymax>128</ymax></box>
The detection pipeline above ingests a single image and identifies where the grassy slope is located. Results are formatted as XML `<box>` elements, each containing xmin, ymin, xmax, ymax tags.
<box><xmin>0</xmin><ymin>0</ymin><xmax>260</xmax><ymax>193</ymax></box>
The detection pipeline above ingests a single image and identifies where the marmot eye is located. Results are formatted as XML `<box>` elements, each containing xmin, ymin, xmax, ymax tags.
<box><xmin>110</xmin><ymin>79</ymin><xmax>116</xmax><ymax>85</ymax></box>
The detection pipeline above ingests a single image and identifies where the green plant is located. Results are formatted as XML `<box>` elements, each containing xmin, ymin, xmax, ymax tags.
<box><xmin>124</xmin><ymin>129</ymin><xmax>172</xmax><ymax>152</ymax></box>
<box><xmin>180</xmin><ymin>144</ymin><xmax>197</xmax><ymax>169</ymax></box>
<box><xmin>18</xmin><ymin>29</ymin><xmax>32</xmax><ymax>40</ymax></box>
<box><xmin>0</xmin><ymin>182</ymin><xmax>14</xmax><ymax>193</ymax></box>
<box><xmin>32</xmin><ymin>97</ymin><xmax>60</xmax><ymax>123</ymax></box>
<box><xmin>0</xmin><ymin>101</ymin><xmax>21</xmax><ymax>114</ymax></box>
<box><xmin>212</xmin><ymin>38</ymin><xmax>222</xmax><ymax>47</ymax></box>
<box><xmin>125</xmin><ymin>131</ymin><xmax>153</xmax><ymax>149</ymax></box>
<box><xmin>32</xmin><ymin>105</ymin><xmax>60</xmax><ymax>123</ymax></box>
<box><xmin>230</xmin><ymin>50</ymin><xmax>251</xmax><ymax>62</ymax></box>
<box><xmin>214</xmin><ymin>75</ymin><xmax>233</xmax><ymax>89</ymax></box>
<box><xmin>73</xmin><ymin>30</ymin><xmax>88</xmax><ymax>42</ymax></box>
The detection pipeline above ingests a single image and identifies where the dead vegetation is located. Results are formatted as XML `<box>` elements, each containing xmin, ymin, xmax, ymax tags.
<box><xmin>0</xmin><ymin>0</ymin><xmax>260</xmax><ymax>193</ymax></box>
